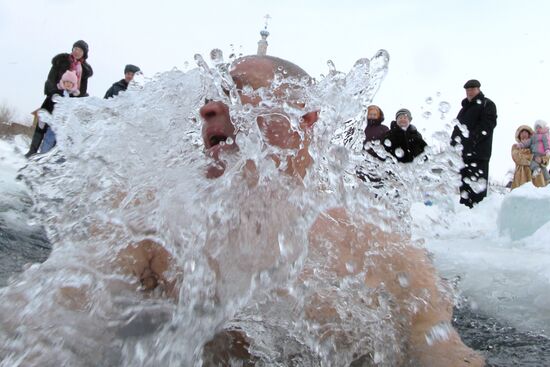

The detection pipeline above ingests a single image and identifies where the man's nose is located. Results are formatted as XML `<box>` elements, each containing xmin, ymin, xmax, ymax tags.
<box><xmin>200</xmin><ymin>101</ymin><xmax>229</xmax><ymax>121</ymax></box>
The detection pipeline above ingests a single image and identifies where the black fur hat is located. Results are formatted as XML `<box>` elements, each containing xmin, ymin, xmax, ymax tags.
<box><xmin>463</xmin><ymin>79</ymin><xmax>480</xmax><ymax>89</ymax></box>
<box><xmin>72</xmin><ymin>40</ymin><xmax>89</xmax><ymax>59</ymax></box>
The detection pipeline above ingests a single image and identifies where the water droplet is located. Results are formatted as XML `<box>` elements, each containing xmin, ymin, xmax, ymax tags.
<box><xmin>327</xmin><ymin>60</ymin><xmax>336</xmax><ymax>72</ymax></box>
<box><xmin>395</xmin><ymin>148</ymin><xmax>405</xmax><ymax>158</ymax></box>
<box><xmin>373</xmin><ymin>351</ymin><xmax>383</xmax><ymax>363</ymax></box>
<box><xmin>225</xmin><ymin>137</ymin><xmax>234</xmax><ymax>145</ymax></box>
<box><xmin>397</xmin><ymin>272</ymin><xmax>410</xmax><ymax>288</ymax></box>
<box><xmin>481</xmin><ymin>130</ymin><xmax>487</xmax><ymax>135</ymax></box>
<box><xmin>425</xmin><ymin>97</ymin><xmax>433</xmax><ymax>104</ymax></box>
<box><xmin>277</xmin><ymin>65</ymin><xmax>284</xmax><ymax>71</ymax></box>
<box><xmin>476</xmin><ymin>99</ymin><xmax>482</xmax><ymax>105</ymax></box>
<box><xmin>422</xmin><ymin>111</ymin><xmax>432</xmax><ymax>119</ymax></box>
<box><xmin>384</xmin><ymin>139</ymin><xmax>392</xmax><ymax>147</ymax></box>
<box><xmin>209</xmin><ymin>48</ymin><xmax>223</xmax><ymax>64</ymax></box>
<box><xmin>425</xmin><ymin>322</ymin><xmax>453</xmax><ymax>346</ymax></box>
<box><xmin>438</xmin><ymin>101</ymin><xmax>451</xmax><ymax>114</ymax></box>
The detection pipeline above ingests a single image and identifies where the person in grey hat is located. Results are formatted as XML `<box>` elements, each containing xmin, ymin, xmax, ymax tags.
<box><xmin>450</xmin><ymin>79</ymin><xmax>497</xmax><ymax>208</ymax></box>
<box><xmin>104</xmin><ymin>64</ymin><xmax>141</xmax><ymax>99</ymax></box>
<box><xmin>378</xmin><ymin>108</ymin><xmax>427</xmax><ymax>163</ymax></box>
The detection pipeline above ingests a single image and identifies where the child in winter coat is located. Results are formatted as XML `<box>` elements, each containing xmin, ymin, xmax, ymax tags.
<box><xmin>39</xmin><ymin>70</ymin><xmax>80</xmax><ymax>153</ymax></box>
<box><xmin>516</xmin><ymin>120</ymin><xmax>550</xmax><ymax>182</ymax></box>
<box><xmin>57</xmin><ymin>70</ymin><xmax>80</xmax><ymax>97</ymax></box>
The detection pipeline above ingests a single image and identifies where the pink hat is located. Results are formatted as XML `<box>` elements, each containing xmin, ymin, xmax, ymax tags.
<box><xmin>57</xmin><ymin>70</ymin><xmax>79</xmax><ymax>93</ymax></box>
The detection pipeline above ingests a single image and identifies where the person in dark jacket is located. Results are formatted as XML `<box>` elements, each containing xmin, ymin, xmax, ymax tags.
<box><xmin>381</xmin><ymin>108</ymin><xmax>427</xmax><ymax>163</ymax></box>
<box><xmin>450</xmin><ymin>79</ymin><xmax>497</xmax><ymax>208</ymax></box>
<box><xmin>363</xmin><ymin>105</ymin><xmax>389</xmax><ymax>145</ymax></box>
<box><xmin>358</xmin><ymin>105</ymin><xmax>390</xmax><ymax>183</ymax></box>
<box><xmin>104</xmin><ymin>64</ymin><xmax>141</xmax><ymax>99</ymax></box>
<box><xmin>25</xmin><ymin>40</ymin><xmax>93</xmax><ymax>158</ymax></box>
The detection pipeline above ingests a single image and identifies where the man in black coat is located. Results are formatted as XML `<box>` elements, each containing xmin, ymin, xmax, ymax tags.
<box><xmin>451</xmin><ymin>79</ymin><xmax>497</xmax><ymax>208</ymax></box>
<box><xmin>104</xmin><ymin>64</ymin><xmax>140</xmax><ymax>99</ymax></box>
<box><xmin>382</xmin><ymin>108</ymin><xmax>427</xmax><ymax>163</ymax></box>
<box><xmin>25</xmin><ymin>40</ymin><xmax>93</xmax><ymax>158</ymax></box>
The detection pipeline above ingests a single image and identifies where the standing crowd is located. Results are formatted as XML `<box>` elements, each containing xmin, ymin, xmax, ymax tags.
<box><xmin>26</xmin><ymin>40</ymin><xmax>548</xmax><ymax>208</ymax></box>
<box><xmin>25</xmin><ymin>40</ymin><xmax>140</xmax><ymax>158</ymax></box>
<box><xmin>361</xmin><ymin>79</ymin><xmax>498</xmax><ymax>208</ymax></box>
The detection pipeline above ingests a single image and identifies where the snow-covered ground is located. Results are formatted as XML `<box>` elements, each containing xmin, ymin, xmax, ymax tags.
<box><xmin>413</xmin><ymin>184</ymin><xmax>550</xmax><ymax>334</ymax></box>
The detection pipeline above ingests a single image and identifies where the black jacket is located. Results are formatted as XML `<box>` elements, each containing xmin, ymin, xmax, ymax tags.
<box><xmin>364</xmin><ymin>119</ymin><xmax>389</xmax><ymax>145</ymax></box>
<box><xmin>104</xmin><ymin>79</ymin><xmax>129</xmax><ymax>99</ymax></box>
<box><xmin>382</xmin><ymin>123</ymin><xmax>427</xmax><ymax>163</ymax></box>
<box><xmin>44</xmin><ymin>53</ymin><xmax>93</xmax><ymax>97</ymax></box>
<box><xmin>451</xmin><ymin>91</ymin><xmax>497</xmax><ymax>161</ymax></box>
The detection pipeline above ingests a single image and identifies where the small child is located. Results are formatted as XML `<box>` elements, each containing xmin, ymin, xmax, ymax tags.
<box><xmin>57</xmin><ymin>70</ymin><xmax>80</xmax><ymax>97</ymax></box>
<box><xmin>39</xmin><ymin>71</ymin><xmax>80</xmax><ymax>153</ymax></box>
<box><xmin>516</xmin><ymin>120</ymin><xmax>550</xmax><ymax>181</ymax></box>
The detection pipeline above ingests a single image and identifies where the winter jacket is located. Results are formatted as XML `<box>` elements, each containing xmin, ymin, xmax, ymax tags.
<box><xmin>381</xmin><ymin>123</ymin><xmax>427</xmax><ymax>163</ymax></box>
<box><xmin>511</xmin><ymin>125</ymin><xmax>548</xmax><ymax>189</ymax></box>
<box><xmin>104</xmin><ymin>79</ymin><xmax>129</xmax><ymax>99</ymax></box>
<box><xmin>364</xmin><ymin>119</ymin><xmax>389</xmax><ymax>144</ymax></box>
<box><xmin>451</xmin><ymin>91</ymin><xmax>497</xmax><ymax>161</ymax></box>
<box><xmin>528</xmin><ymin>129</ymin><xmax>550</xmax><ymax>156</ymax></box>
<box><xmin>44</xmin><ymin>53</ymin><xmax>93</xmax><ymax>97</ymax></box>
<box><xmin>40</xmin><ymin>88</ymin><xmax>79</xmax><ymax>113</ymax></box>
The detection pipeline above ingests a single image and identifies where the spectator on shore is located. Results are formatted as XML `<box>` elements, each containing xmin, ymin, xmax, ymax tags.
<box><xmin>25</xmin><ymin>40</ymin><xmax>93</xmax><ymax>158</ymax></box>
<box><xmin>104</xmin><ymin>64</ymin><xmax>141</xmax><ymax>99</ymax></box>
<box><xmin>363</xmin><ymin>105</ymin><xmax>388</xmax><ymax>146</ymax></box>
<box><xmin>39</xmin><ymin>70</ymin><xmax>81</xmax><ymax>153</ymax></box>
<box><xmin>381</xmin><ymin>108</ymin><xmax>427</xmax><ymax>163</ymax></box>
<box><xmin>515</xmin><ymin>120</ymin><xmax>550</xmax><ymax>184</ymax></box>
<box><xmin>511</xmin><ymin>125</ymin><xmax>549</xmax><ymax>189</ymax></box>
<box><xmin>450</xmin><ymin>79</ymin><xmax>497</xmax><ymax>208</ymax></box>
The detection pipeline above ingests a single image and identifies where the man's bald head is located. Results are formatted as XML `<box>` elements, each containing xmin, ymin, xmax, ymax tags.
<box><xmin>230</xmin><ymin>55</ymin><xmax>312</xmax><ymax>91</ymax></box>
<box><xmin>201</xmin><ymin>55</ymin><xmax>318</xmax><ymax>179</ymax></box>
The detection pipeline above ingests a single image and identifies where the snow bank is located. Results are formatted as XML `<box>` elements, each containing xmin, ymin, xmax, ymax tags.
<box><xmin>497</xmin><ymin>183</ymin><xmax>550</xmax><ymax>241</ymax></box>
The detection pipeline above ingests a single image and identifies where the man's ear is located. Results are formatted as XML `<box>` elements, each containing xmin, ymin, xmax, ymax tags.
<box><xmin>301</xmin><ymin>110</ymin><xmax>319</xmax><ymax>128</ymax></box>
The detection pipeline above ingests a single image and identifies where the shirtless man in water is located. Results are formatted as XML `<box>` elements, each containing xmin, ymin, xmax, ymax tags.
<box><xmin>121</xmin><ymin>55</ymin><xmax>484</xmax><ymax>366</ymax></box>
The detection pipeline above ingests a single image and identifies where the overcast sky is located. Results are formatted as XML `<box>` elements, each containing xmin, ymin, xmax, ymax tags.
<box><xmin>1</xmin><ymin>0</ymin><xmax>550</xmax><ymax>180</ymax></box>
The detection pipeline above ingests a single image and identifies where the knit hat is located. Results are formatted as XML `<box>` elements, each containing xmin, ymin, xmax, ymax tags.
<box><xmin>124</xmin><ymin>64</ymin><xmax>140</xmax><ymax>74</ymax></box>
<box><xmin>72</xmin><ymin>40</ymin><xmax>89</xmax><ymax>59</ymax></box>
<box><xmin>463</xmin><ymin>79</ymin><xmax>481</xmax><ymax>88</ymax></box>
<box><xmin>534</xmin><ymin>120</ymin><xmax>548</xmax><ymax>130</ymax></box>
<box><xmin>57</xmin><ymin>70</ymin><xmax>79</xmax><ymax>93</ymax></box>
<box><xmin>395</xmin><ymin>108</ymin><xmax>412</xmax><ymax>121</ymax></box>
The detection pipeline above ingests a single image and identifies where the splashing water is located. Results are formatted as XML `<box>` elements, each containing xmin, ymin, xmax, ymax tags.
<box><xmin>0</xmin><ymin>50</ymin><xmax>469</xmax><ymax>366</ymax></box>
<box><xmin>425</xmin><ymin>322</ymin><xmax>454</xmax><ymax>346</ymax></box>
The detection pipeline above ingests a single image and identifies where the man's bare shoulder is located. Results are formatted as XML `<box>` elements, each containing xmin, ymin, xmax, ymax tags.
<box><xmin>310</xmin><ymin>207</ymin><xmax>401</xmax><ymax>247</ymax></box>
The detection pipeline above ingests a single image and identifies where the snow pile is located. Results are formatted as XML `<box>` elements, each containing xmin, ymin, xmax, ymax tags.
<box><xmin>497</xmin><ymin>183</ymin><xmax>550</xmax><ymax>241</ymax></box>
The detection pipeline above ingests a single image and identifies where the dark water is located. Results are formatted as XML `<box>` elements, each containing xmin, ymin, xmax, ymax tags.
<box><xmin>1</xmin><ymin>191</ymin><xmax>549</xmax><ymax>366</ymax></box>
<box><xmin>0</xmin><ymin>191</ymin><xmax>50</xmax><ymax>287</ymax></box>
<box><xmin>454</xmin><ymin>307</ymin><xmax>550</xmax><ymax>366</ymax></box>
